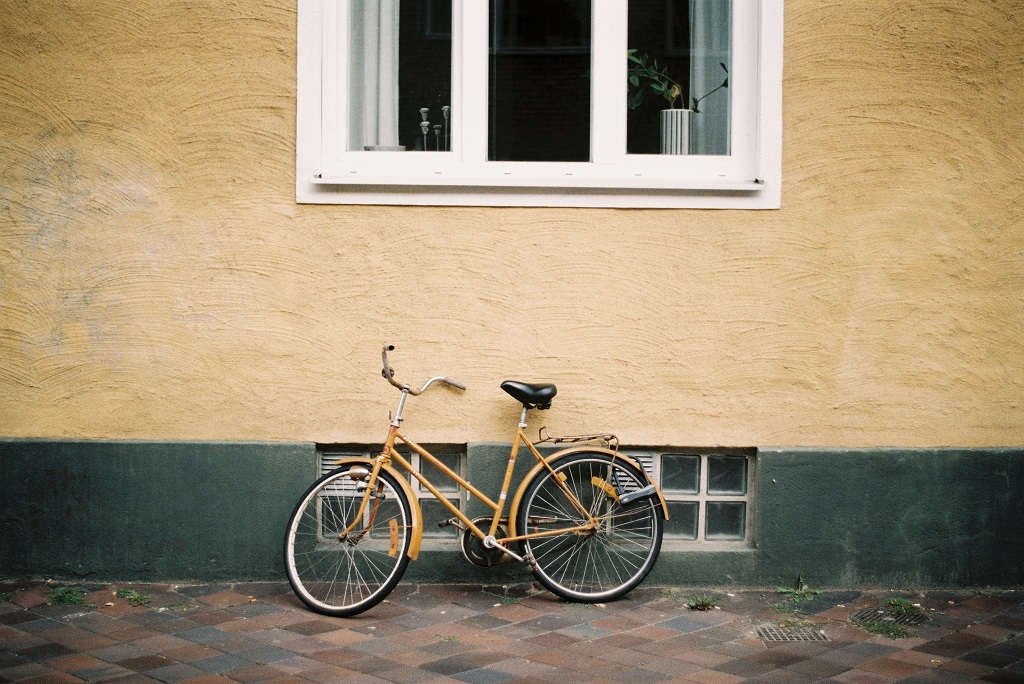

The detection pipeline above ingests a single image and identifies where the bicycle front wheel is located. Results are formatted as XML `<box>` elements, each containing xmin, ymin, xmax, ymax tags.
<box><xmin>285</xmin><ymin>463</ymin><xmax>412</xmax><ymax>617</ymax></box>
<box><xmin>517</xmin><ymin>452</ymin><xmax>663</xmax><ymax>602</ymax></box>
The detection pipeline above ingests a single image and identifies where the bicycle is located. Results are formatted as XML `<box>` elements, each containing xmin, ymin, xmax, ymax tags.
<box><xmin>284</xmin><ymin>344</ymin><xmax>668</xmax><ymax>617</ymax></box>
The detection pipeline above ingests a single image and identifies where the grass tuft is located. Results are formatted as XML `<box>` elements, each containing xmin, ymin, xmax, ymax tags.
<box><xmin>685</xmin><ymin>594</ymin><xmax>721</xmax><ymax>611</ymax></box>
<box><xmin>115</xmin><ymin>589</ymin><xmax>150</xmax><ymax>607</ymax></box>
<box><xmin>862</xmin><ymin>621</ymin><xmax>912</xmax><ymax>639</ymax></box>
<box><xmin>49</xmin><ymin>586</ymin><xmax>87</xmax><ymax>606</ymax></box>
<box><xmin>883</xmin><ymin>597</ymin><xmax>922</xmax><ymax>615</ymax></box>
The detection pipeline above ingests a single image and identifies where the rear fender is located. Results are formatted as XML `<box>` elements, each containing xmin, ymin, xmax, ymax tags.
<box><xmin>508</xmin><ymin>446</ymin><xmax>669</xmax><ymax>531</ymax></box>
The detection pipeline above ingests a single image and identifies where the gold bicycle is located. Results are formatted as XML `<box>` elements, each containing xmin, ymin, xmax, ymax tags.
<box><xmin>284</xmin><ymin>345</ymin><xmax>668</xmax><ymax>616</ymax></box>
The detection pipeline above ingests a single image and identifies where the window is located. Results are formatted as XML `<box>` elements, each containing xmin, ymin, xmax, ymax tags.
<box><xmin>643</xmin><ymin>449</ymin><xmax>755</xmax><ymax>544</ymax></box>
<box><xmin>319</xmin><ymin>445</ymin><xmax>467</xmax><ymax>540</ymax></box>
<box><xmin>400</xmin><ymin>444</ymin><xmax>466</xmax><ymax>538</ymax></box>
<box><xmin>297</xmin><ymin>0</ymin><xmax>782</xmax><ymax>208</ymax></box>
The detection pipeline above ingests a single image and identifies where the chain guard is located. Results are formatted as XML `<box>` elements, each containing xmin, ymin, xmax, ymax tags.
<box><xmin>460</xmin><ymin>518</ymin><xmax>510</xmax><ymax>567</ymax></box>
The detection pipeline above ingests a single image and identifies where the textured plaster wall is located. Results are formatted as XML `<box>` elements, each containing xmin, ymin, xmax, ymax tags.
<box><xmin>1</xmin><ymin>1</ymin><xmax>1022</xmax><ymax>447</ymax></box>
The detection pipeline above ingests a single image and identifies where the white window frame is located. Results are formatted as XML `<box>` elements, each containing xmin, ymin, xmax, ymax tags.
<box><xmin>297</xmin><ymin>0</ymin><xmax>782</xmax><ymax>208</ymax></box>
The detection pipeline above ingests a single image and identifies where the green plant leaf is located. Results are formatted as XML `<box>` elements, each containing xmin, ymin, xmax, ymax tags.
<box><xmin>628</xmin><ymin>88</ymin><xmax>645</xmax><ymax>109</ymax></box>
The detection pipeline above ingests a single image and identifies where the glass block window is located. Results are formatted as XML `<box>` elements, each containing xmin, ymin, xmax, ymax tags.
<box><xmin>318</xmin><ymin>444</ymin><xmax>467</xmax><ymax>539</ymax></box>
<box><xmin>655</xmin><ymin>450</ymin><xmax>754</xmax><ymax>544</ymax></box>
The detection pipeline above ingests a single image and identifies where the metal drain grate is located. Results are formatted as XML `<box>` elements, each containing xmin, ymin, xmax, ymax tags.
<box><xmin>756</xmin><ymin>625</ymin><xmax>830</xmax><ymax>642</ymax></box>
<box><xmin>850</xmin><ymin>608</ymin><xmax>928</xmax><ymax>626</ymax></box>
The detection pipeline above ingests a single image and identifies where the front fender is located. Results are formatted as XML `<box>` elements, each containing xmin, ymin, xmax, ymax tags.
<box><xmin>507</xmin><ymin>446</ymin><xmax>669</xmax><ymax>533</ymax></box>
<box><xmin>332</xmin><ymin>457</ymin><xmax>424</xmax><ymax>561</ymax></box>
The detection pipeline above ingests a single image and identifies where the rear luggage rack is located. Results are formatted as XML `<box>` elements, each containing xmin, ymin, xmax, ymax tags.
<box><xmin>535</xmin><ymin>427</ymin><xmax>619</xmax><ymax>452</ymax></box>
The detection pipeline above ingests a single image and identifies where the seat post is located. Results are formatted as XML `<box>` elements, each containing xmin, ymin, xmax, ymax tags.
<box><xmin>518</xmin><ymin>405</ymin><xmax>529</xmax><ymax>429</ymax></box>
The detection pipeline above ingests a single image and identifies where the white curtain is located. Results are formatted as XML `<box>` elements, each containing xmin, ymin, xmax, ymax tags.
<box><xmin>349</xmin><ymin>0</ymin><xmax>401</xmax><ymax>150</ymax></box>
<box><xmin>689</xmin><ymin>0</ymin><xmax>731</xmax><ymax>155</ymax></box>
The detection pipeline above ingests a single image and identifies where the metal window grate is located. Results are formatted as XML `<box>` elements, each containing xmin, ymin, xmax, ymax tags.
<box><xmin>756</xmin><ymin>625</ymin><xmax>830</xmax><ymax>642</ymax></box>
<box><xmin>850</xmin><ymin>608</ymin><xmax>928</xmax><ymax>626</ymax></box>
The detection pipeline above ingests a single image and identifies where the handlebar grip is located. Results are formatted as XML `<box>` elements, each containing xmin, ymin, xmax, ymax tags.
<box><xmin>444</xmin><ymin>377</ymin><xmax>467</xmax><ymax>391</ymax></box>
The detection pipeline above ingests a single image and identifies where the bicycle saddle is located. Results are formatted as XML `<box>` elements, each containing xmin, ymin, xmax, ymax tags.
<box><xmin>500</xmin><ymin>380</ymin><xmax>557</xmax><ymax>409</ymax></box>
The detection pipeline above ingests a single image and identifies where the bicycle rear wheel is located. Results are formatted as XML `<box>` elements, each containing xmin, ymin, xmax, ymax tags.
<box><xmin>517</xmin><ymin>452</ymin><xmax>663</xmax><ymax>602</ymax></box>
<box><xmin>284</xmin><ymin>463</ymin><xmax>412</xmax><ymax>617</ymax></box>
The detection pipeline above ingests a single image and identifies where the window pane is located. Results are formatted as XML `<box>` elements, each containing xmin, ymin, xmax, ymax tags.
<box><xmin>665</xmin><ymin>501</ymin><xmax>698</xmax><ymax>539</ymax></box>
<box><xmin>349</xmin><ymin>0</ymin><xmax>453</xmax><ymax>152</ymax></box>
<box><xmin>706</xmin><ymin>502</ymin><xmax>745</xmax><ymax>540</ymax></box>
<box><xmin>488</xmin><ymin>0</ymin><xmax>591</xmax><ymax>161</ymax></box>
<box><xmin>707</xmin><ymin>456</ymin><xmax>747</xmax><ymax>494</ymax></box>
<box><xmin>627</xmin><ymin>0</ymin><xmax>731</xmax><ymax>155</ymax></box>
<box><xmin>420</xmin><ymin>448</ymin><xmax>461</xmax><ymax>493</ymax></box>
<box><xmin>661</xmin><ymin>454</ymin><xmax>700</xmax><ymax>494</ymax></box>
<box><xmin>420</xmin><ymin>498</ymin><xmax>459</xmax><ymax>537</ymax></box>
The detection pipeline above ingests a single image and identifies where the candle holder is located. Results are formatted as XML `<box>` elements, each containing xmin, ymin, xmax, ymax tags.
<box><xmin>442</xmin><ymin>106</ymin><xmax>451</xmax><ymax>151</ymax></box>
<box><xmin>419</xmin><ymin>121</ymin><xmax>431</xmax><ymax>151</ymax></box>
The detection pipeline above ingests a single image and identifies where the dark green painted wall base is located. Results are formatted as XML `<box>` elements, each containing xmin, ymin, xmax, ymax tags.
<box><xmin>2</xmin><ymin>441</ymin><xmax>1022</xmax><ymax>587</ymax></box>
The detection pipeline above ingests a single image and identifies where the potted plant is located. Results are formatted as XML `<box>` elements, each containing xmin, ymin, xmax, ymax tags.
<box><xmin>627</xmin><ymin>50</ymin><xmax>728</xmax><ymax>155</ymax></box>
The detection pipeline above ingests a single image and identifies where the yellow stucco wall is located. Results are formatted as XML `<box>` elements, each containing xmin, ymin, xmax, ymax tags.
<box><xmin>1</xmin><ymin>1</ymin><xmax>1022</xmax><ymax>447</ymax></box>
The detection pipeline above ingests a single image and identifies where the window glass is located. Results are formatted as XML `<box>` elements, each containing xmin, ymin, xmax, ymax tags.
<box><xmin>488</xmin><ymin>0</ymin><xmax>592</xmax><ymax>161</ymax></box>
<box><xmin>627</xmin><ymin>0</ymin><xmax>731</xmax><ymax>155</ymax></box>
<box><xmin>665</xmin><ymin>501</ymin><xmax>699</xmax><ymax>540</ymax></box>
<box><xmin>707</xmin><ymin>455</ymin><xmax>747</xmax><ymax>494</ymax></box>
<box><xmin>420</xmin><ymin>498</ymin><xmax>460</xmax><ymax>537</ymax></box>
<box><xmin>661</xmin><ymin>454</ymin><xmax>700</xmax><ymax>494</ymax></box>
<box><xmin>348</xmin><ymin>0</ymin><xmax>453</xmax><ymax>151</ymax></box>
<box><xmin>706</xmin><ymin>501</ymin><xmax>746</xmax><ymax>540</ymax></box>
<box><xmin>419</xmin><ymin>449</ymin><xmax>462</xmax><ymax>493</ymax></box>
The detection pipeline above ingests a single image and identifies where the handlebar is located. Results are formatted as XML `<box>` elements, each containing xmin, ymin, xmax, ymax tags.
<box><xmin>381</xmin><ymin>344</ymin><xmax>466</xmax><ymax>396</ymax></box>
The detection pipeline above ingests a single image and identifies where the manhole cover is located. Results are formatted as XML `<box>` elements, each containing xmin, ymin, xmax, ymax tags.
<box><xmin>756</xmin><ymin>625</ymin><xmax>830</xmax><ymax>642</ymax></box>
<box><xmin>850</xmin><ymin>608</ymin><xmax>928</xmax><ymax>626</ymax></box>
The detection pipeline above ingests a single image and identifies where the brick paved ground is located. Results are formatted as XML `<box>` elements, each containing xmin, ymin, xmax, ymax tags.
<box><xmin>2</xmin><ymin>581</ymin><xmax>1023</xmax><ymax>683</ymax></box>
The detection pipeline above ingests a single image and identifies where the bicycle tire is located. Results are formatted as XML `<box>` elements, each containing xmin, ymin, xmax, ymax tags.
<box><xmin>516</xmin><ymin>451</ymin><xmax>663</xmax><ymax>602</ymax></box>
<box><xmin>284</xmin><ymin>463</ymin><xmax>412</xmax><ymax>617</ymax></box>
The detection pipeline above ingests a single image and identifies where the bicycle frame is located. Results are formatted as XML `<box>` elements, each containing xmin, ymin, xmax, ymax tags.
<box><xmin>333</xmin><ymin>343</ymin><xmax>669</xmax><ymax>566</ymax></box>
<box><xmin>338</xmin><ymin>425</ymin><xmax>589</xmax><ymax>557</ymax></box>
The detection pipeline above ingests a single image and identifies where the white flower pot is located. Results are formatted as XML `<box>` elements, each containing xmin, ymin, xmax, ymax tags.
<box><xmin>660</xmin><ymin>109</ymin><xmax>691</xmax><ymax>155</ymax></box>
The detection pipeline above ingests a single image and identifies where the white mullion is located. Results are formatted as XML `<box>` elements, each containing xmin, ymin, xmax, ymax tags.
<box><xmin>321</xmin><ymin>1</ymin><xmax>347</xmax><ymax>171</ymax></box>
<box><xmin>460</xmin><ymin>0</ymin><xmax>488</xmax><ymax>165</ymax></box>
<box><xmin>698</xmin><ymin>454</ymin><xmax>709</xmax><ymax>542</ymax></box>
<box><xmin>590</xmin><ymin>0</ymin><xmax>627</xmax><ymax>165</ymax></box>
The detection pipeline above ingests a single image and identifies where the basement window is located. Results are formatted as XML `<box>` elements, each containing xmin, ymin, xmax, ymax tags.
<box><xmin>318</xmin><ymin>445</ymin><xmax>467</xmax><ymax>540</ymax></box>
<box><xmin>636</xmin><ymin>449</ymin><xmax>755</xmax><ymax>544</ymax></box>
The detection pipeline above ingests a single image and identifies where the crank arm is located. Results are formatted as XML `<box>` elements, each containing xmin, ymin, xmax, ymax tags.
<box><xmin>483</xmin><ymin>535</ymin><xmax>526</xmax><ymax>564</ymax></box>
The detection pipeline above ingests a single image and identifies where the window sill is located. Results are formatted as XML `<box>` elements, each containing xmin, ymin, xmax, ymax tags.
<box><xmin>299</xmin><ymin>176</ymin><xmax>778</xmax><ymax>209</ymax></box>
<box><xmin>311</xmin><ymin>173</ymin><xmax>767</xmax><ymax>191</ymax></box>
<box><xmin>660</xmin><ymin>540</ymin><xmax>756</xmax><ymax>552</ymax></box>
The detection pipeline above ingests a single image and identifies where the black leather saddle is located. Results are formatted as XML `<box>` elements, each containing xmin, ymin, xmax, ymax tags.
<box><xmin>500</xmin><ymin>381</ymin><xmax>557</xmax><ymax>410</ymax></box>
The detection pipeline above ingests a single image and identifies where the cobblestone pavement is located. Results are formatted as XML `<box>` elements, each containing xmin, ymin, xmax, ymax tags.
<box><xmin>2</xmin><ymin>581</ymin><xmax>1023</xmax><ymax>684</ymax></box>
